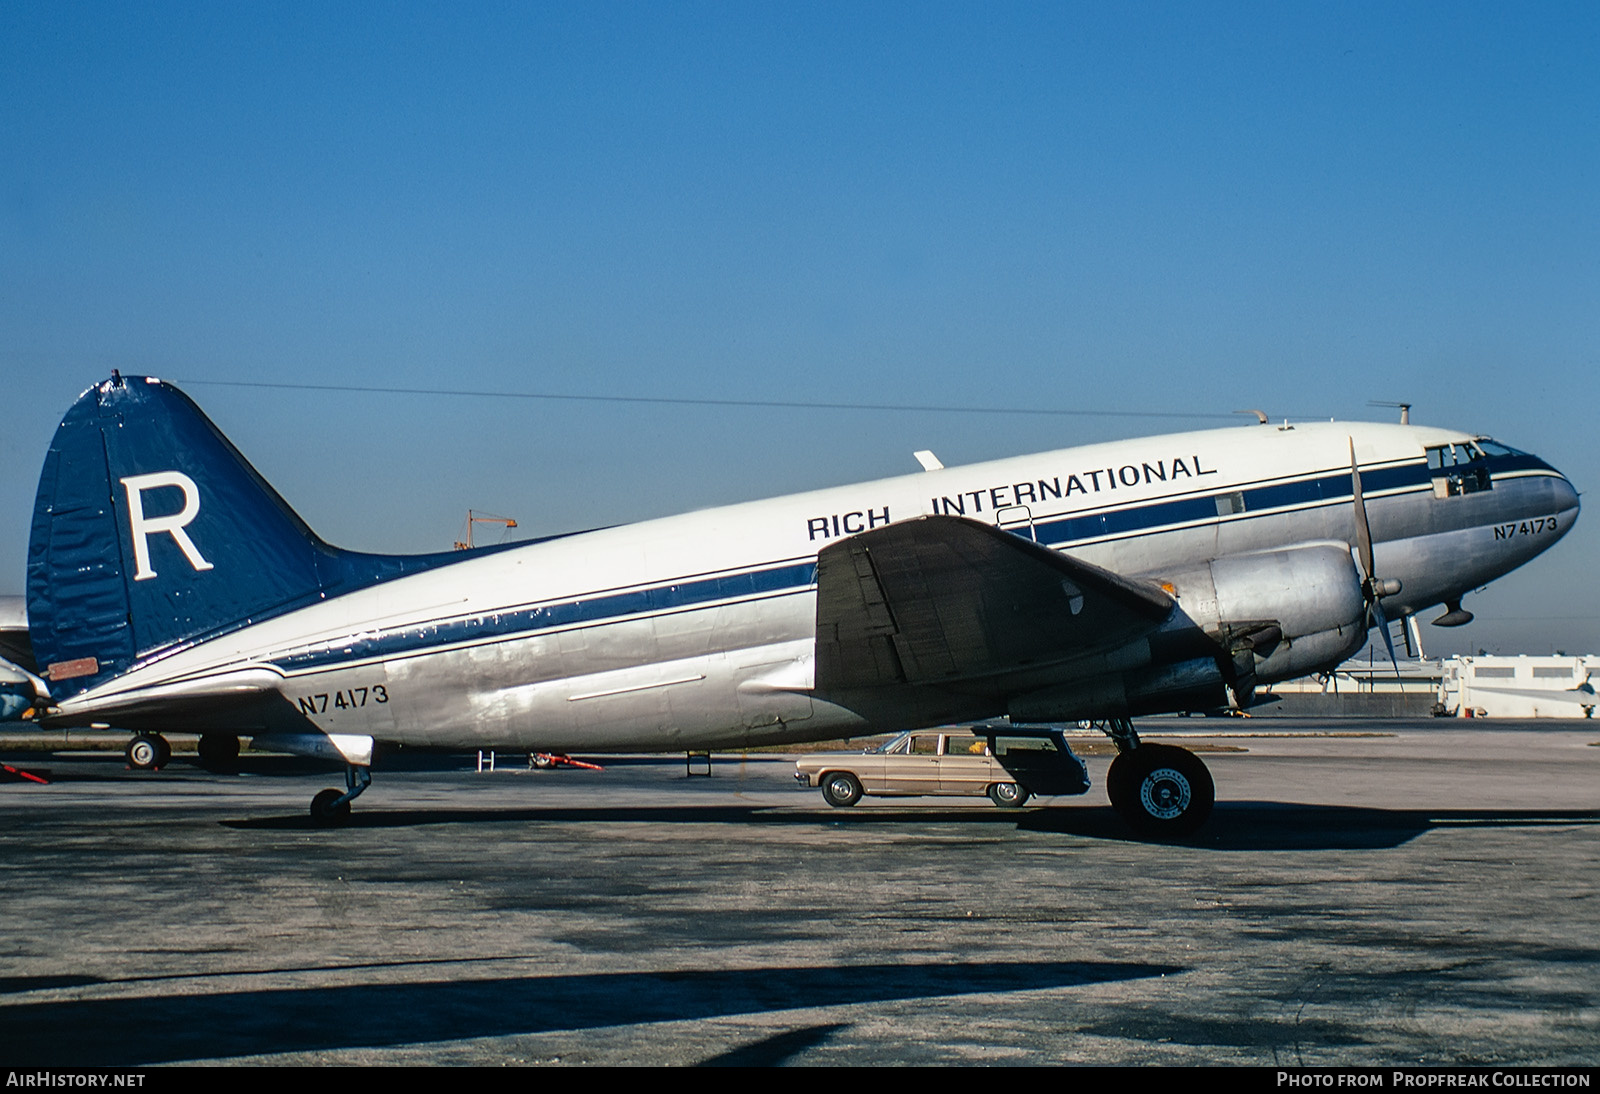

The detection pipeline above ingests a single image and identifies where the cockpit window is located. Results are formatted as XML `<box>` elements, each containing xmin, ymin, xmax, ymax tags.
<box><xmin>1425</xmin><ymin>443</ymin><xmax>1492</xmax><ymax>497</ymax></box>
<box><xmin>1475</xmin><ymin>439</ymin><xmax>1525</xmax><ymax>458</ymax></box>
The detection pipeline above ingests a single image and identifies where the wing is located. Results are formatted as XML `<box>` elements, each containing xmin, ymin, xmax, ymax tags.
<box><xmin>815</xmin><ymin>515</ymin><xmax>1173</xmax><ymax>690</ymax></box>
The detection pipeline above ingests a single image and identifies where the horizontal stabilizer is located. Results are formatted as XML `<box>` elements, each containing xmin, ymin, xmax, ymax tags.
<box><xmin>815</xmin><ymin>515</ymin><xmax>1173</xmax><ymax>689</ymax></box>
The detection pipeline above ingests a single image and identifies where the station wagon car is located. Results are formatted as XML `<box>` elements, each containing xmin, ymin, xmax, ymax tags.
<box><xmin>794</xmin><ymin>728</ymin><xmax>1090</xmax><ymax>807</ymax></box>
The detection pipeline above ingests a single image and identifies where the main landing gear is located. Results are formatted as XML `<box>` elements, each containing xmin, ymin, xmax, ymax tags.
<box><xmin>310</xmin><ymin>765</ymin><xmax>371</xmax><ymax>827</ymax></box>
<box><xmin>125</xmin><ymin>733</ymin><xmax>171</xmax><ymax>771</ymax></box>
<box><xmin>1097</xmin><ymin>718</ymin><xmax>1214</xmax><ymax>838</ymax></box>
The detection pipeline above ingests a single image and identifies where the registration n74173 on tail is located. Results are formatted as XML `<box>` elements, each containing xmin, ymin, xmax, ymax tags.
<box><xmin>8</xmin><ymin>375</ymin><xmax>1578</xmax><ymax>832</ymax></box>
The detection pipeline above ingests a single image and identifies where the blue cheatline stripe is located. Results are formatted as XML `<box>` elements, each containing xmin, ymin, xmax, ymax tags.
<box><xmin>267</xmin><ymin>453</ymin><xmax>1558</xmax><ymax>673</ymax></box>
<box><xmin>1031</xmin><ymin>460</ymin><xmax>1431</xmax><ymax>547</ymax></box>
<box><xmin>271</xmin><ymin>560</ymin><xmax>820</xmax><ymax>672</ymax></box>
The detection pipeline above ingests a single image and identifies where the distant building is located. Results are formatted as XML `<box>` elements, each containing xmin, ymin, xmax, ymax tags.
<box><xmin>1259</xmin><ymin>654</ymin><xmax>1598</xmax><ymax>718</ymax></box>
<box><xmin>1437</xmin><ymin>655</ymin><xmax>1597</xmax><ymax>719</ymax></box>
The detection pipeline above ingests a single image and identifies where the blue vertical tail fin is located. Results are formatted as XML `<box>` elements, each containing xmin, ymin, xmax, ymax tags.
<box><xmin>27</xmin><ymin>374</ymin><xmax>459</xmax><ymax>698</ymax></box>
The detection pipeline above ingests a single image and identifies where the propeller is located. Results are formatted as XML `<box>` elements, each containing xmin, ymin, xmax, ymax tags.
<box><xmin>1349</xmin><ymin>439</ymin><xmax>1403</xmax><ymax>673</ymax></box>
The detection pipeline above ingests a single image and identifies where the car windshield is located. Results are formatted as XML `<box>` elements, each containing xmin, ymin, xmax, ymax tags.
<box><xmin>874</xmin><ymin>733</ymin><xmax>912</xmax><ymax>754</ymax></box>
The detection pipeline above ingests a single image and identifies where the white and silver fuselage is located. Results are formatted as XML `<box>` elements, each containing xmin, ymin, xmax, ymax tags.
<box><xmin>47</xmin><ymin>420</ymin><xmax>1579</xmax><ymax>751</ymax></box>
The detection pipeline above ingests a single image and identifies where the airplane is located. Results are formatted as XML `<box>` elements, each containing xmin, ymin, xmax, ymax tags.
<box><xmin>0</xmin><ymin>373</ymin><xmax>1579</xmax><ymax>833</ymax></box>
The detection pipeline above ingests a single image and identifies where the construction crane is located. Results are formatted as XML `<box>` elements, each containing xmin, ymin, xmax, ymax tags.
<box><xmin>454</xmin><ymin>510</ymin><xmax>518</xmax><ymax>551</ymax></box>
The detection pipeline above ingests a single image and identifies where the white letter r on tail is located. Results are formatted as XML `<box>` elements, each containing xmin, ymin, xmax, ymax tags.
<box><xmin>121</xmin><ymin>471</ymin><xmax>214</xmax><ymax>581</ymax></box>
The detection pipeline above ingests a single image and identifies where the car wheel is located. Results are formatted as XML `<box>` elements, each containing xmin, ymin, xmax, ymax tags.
<box><xmin>821</xmin><ymin>771</ymin><xmax>863</xmax><ymax>807</ymax></box>
<box><xmin>1106</xmin><ymin>744</ymin><xmax>1213</xmax><ymax>838</ymax></box>
<box><xmin>126</xmin><ymin>735</ymin><xmax>163</xmax><ymax>771</ymax></box>
<box><xmin>987</xmin><ymin>781</ymin><xmax>1030</xmax><ymax>808</ymax></box>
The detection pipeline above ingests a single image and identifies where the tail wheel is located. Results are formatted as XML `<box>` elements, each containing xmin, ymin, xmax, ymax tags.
<box><xmin>1106</xmin><ymin>744</ymin><xmax>1213</xmax><ymax>837</ymax></box>
<box><xmin>198</xmin><ymin>733</ymin><xmax>240</xmax><ymax>769</ymax></box>
<box><xmin>310</xmin><ymin>788</ymin><xmax>352</xmax><ymax>826</ymax></box>
<box><xmin>821</xmin><ymin>771</ymin><xmax>863</xmax><ymax>807</ymax></box>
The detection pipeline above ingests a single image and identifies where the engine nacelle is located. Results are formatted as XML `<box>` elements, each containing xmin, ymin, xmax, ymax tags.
<box><xmin>1006</xmin><ymin>542</ymin><xmax>1370</xmax><ymax>723</ymax></box>
<box><xmin>1159</xmin><ymin>542</ymin><xmax>1368</xmax><ymax>686</ymax></box>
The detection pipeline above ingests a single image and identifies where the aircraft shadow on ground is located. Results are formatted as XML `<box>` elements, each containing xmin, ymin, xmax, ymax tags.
<box><xmin>222</xmin><ymin>801</ymin><xmax>1600</xmax><ymax>852</ymax></box>
<box><xmin>1019</xmin><ymin>802</ymin><xmax>1600</xmax><ymax>850</ymax></box>
<box><xmin>696</xmin><ymin>1021</ymin><xmax>854</xmax><ymax>1067</ymax></box>
<box><xmin>0</xmin><ymin>959</ymin><xmax>1176</xmax><ymax>1066</ymax></box>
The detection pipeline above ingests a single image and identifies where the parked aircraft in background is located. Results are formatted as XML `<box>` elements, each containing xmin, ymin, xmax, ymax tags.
<box><xmin>0</xmin><ymin>374</ymin><xmax>1578</xmax><ymax>833</ymax></box>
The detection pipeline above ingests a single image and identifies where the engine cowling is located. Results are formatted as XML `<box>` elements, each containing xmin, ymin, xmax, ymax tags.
<box><xmin>1158</xmin><ymin>541</ymin><xmax>1368</xmax><ymax>691</ymax></box>
<box><xmin>1006</xmin><ymin>542</ymin><xmax>1370</xmax><ymax>723</ymax></box>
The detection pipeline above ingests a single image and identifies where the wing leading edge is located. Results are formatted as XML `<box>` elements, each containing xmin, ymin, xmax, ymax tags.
<box><xmin>814</xmin><ymin>515</ymin><xmax>1174</xmax><ymax>690</ymax></box>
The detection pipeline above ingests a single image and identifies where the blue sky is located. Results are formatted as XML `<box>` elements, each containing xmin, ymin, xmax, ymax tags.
<box><xmin>3</xmin><ymin>2</ymin><xmax>1596</xmax><ymax>656</ymax></box>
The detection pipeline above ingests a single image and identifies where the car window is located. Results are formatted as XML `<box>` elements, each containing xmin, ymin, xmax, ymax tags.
<box><xmin>991</xmin><ymin>735</ymin><xmax>1062</xmax><ymax>756</ymax></box>
<box><xmin>942</xmin><ymin>735</ymin><xmax>989</xmax><ymax>757</ymax></box>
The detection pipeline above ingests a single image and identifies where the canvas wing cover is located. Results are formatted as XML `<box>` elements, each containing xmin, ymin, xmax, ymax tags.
<box><xmin>815</xmin><ymin>516</ymin><xmax>1173</xmax><ymax>690</ymax></box>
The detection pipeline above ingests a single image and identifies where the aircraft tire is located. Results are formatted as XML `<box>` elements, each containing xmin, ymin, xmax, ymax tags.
<box><xmin>1107</xmin><ymin>744</ymin><xmax>1213</xmax><ymax>838</ymax></box>
<box><xmin>821</xmin><ymin>771</ymin><xmax>863</xmax><ymax>808</ymax></box>
<box><xmin>126</xmin><ymin>735</ymin><xmax>167</xmax><ymax>771</ymax></box>
<box><xmin>310</xmin><ymin>788</ymin><xmax>352</xmax><ymax>826</ymax></box>
<box><xmin>988</xmin><ymin>782</ymin><xmax>1030</xmax><ymax>808</ymax></box>
<box><xmin>197</xmin><ymin>733</ymin><xmax>240</xmax><ymax>769</ymax></box>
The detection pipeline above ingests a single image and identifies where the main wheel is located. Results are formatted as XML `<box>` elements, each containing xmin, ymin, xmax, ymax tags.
<box><xmin>1106</xmin><ymin>744</ymin><xmax>1213</xmax><ymax>838</ymax></box>
<box><xmin>198</xmin><ymin>733</ymin><xmax>240</xmax><ymax>769</ymax></box>
<box><xmin>126</xmin><ymin>735</ymin><xmax>165</xmax><ymax>771</ymax></box>
<box><xmin>310</xmin><ymin>788</ymin><xmax>352</xmax><ymax>826</ymax></box>
<box><xmin>987</xmin><ymin>781</ymin><xmax>1031</xmax><ymax>808</ymax></box>
<box><xmin>820</xmin><ymin>771</ymin><xmax>863</xmax><ymax>808</ymax></box>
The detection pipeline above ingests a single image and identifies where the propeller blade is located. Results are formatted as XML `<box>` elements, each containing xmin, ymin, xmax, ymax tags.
<box><xmin>1351</xmin><ymin>438</ymin><xmax>1400</xmax><ymax>680</ymax></box>
<box><xmin>1370</xmin><ymin>595</ymin><xmax>1402</xmax><ymax>679</ymax></box>
<box><xmin>1349</xmin><ymin>437</ymin><xmax>1375</xmax><ymax>582</ymax></box>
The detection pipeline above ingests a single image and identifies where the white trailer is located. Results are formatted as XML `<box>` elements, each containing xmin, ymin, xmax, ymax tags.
<box><xmin>1437</xmin><ymin>655</ymin><xmax>1598</xmax><ymax>718</ymax></box>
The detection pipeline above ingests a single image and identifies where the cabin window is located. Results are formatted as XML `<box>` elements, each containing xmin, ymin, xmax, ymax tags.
<box><xmin>1425</xmin><ymin>443</ymin><xmax>1492</xmax><ymax>497</ymax></box>
<box><xmin>1215</xmin><ymin>491</ymin><xmax>1245</xmax><ymax>516</ymax></box>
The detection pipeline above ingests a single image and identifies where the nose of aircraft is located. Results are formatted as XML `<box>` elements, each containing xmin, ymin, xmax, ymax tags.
<box><xmin>1553</xmin><ymin>468</ymin><xmax>1581</xmax><ymax>519</ymax></box>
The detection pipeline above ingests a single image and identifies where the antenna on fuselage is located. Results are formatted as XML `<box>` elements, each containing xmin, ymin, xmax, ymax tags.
<box><xmin>1234</xmin><ymin>409</ymin><xmax>1269</xmax><ymax>425</ymax></box>
<box><xmin>1369</xmin><ymin>400</ymin><xmax>1412</xmax><ymax>424</ymax></box>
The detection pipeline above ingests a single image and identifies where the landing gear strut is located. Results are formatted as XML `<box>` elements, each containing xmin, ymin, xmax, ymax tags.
<box><xmin>310</xmin><ymin>764</ymin><xmax>371</xmax><ymax>827</ymax></box>
<box><xmin>126</xmin><ymin>734</ymin><xmax>170</xmax><ymax>771</ymax></box>
<box><xmin>1097</xmin><ymin>717</ymin><xmax>1214</xmax><ymax>838</ymax></box>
